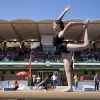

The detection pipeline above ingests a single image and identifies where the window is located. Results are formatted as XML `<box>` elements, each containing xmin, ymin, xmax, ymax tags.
<box><xmin>11</xmin><ymin>71</ymin><xmax>14</xmax><ymax>74</ymax></box>
<box><xmin>2</xmin><ymin>71</ymin><xmax>6</xmax><ymax>74</ymax></box>
<box><xmin>91</xmin><ymin>71</ymin><xmax>95</xmax><ymax>75</ymax></box>
<box><xmin>84</xmin><ymin>71</ymin><xmax>88</xmax><ymax>75</ymax></box>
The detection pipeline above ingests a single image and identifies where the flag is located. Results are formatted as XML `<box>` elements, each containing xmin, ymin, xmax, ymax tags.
<box><xmin>28</xmin><ymin>51</ymin><xmax>32</xmax><ymax>77</ymax></box>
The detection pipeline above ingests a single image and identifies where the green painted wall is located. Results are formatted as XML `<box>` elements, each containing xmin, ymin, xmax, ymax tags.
<box><xmin>0</xmin><ymin>67</ymin><xmax>100</xmax><ymax>71</ymax></box>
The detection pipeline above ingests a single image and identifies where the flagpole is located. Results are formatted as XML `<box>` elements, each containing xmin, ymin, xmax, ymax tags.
<box><xmin>30</xmin><ymin>51</ymin><xmax>32</xmax><ymax>89</ymax></box>
<box><xmin>28</xmin><ymin>51</ymin><xmax>32</xmax><ymax>89</ymax></box>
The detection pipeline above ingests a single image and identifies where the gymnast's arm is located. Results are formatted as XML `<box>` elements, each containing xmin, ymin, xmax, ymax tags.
<box><xmin>58</xmin><ymin>5</ymin><xmax>71</xmax><ymax>20</ymax></box>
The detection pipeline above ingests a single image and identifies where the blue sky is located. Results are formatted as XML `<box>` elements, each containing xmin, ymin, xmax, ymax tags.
<box><xmin>0</xmin><ymin>0</ymin><xmax>100</xmax><ymax>20</ymax></box>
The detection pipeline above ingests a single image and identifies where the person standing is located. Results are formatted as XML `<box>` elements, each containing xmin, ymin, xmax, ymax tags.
<box><xmin>35</xmin><ymin>75</ymin><xmax>41</xmax><ymax>89</ymax></box>
<box><xmin>36</xmin><ymin>75</ymin><xmax>41</xmax><ymax>85</ymax></box>
<box><xmin>94</xmin><ymin>74</ymin><xmax>100</xmax><ymax>91</ymax></box>
<box><xmin>51</xmin><ymin>74</ymin><xmax>58</xmax><ymax>89</ymax></box>
<box><xmin>63</xmin><ymin>75</ymin><xmax>67</xmax><ymax>86</ymax></box>
<box><xmin>58</xmin><ymin>73</ymin><xmax>62</xmax><ymax>86</ymax></box>
<box><xmin>32</xmin><ymin>75</ymin><xmax>36</xmax><ymax>84</ymax></box>
<box><xmin>52</xmin><ymin>5</ymin><xmax>90</xmax><ymax>92</ymax></box>
<box><xmin>79</xmin><ymin>75</ymin><xmax>84</xmax><ymax>81</ymax></box>
<box><xmin>73</xmin><ymin>74</ymin><xmax>79</xmax><ymax>90</ymax></box>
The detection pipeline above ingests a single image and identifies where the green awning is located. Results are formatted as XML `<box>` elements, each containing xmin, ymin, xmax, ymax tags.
<box><xmin>0</xmin><ymin>67</ymin><xmax>100</xmax><ymax>71</ymax></box>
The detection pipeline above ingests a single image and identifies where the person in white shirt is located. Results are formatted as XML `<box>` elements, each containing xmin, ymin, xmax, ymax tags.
<box><xmin>32</xmin><ymin>75</ymin><xmax>36</xmax><ymax>84</ymax></box>
<box><xmin>51</xmin><ymin>74</ymin><xmax>58</xmax><ymax>89</ymax></box>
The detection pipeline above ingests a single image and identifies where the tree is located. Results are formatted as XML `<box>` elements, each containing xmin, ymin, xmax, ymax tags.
<box><xmin>28</xmin><ymin>75</ymin><xmax>34</xmax><ymax>86</ymax></box>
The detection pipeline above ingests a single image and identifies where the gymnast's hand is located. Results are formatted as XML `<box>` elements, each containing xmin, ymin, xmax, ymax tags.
<box><xmin>65</xmin><ymin>5</ymin><xmax>71</xmax><ymax>11</ymax></box>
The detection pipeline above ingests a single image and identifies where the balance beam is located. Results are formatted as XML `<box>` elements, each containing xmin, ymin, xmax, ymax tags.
<box><xmin>0</xmin><ymin>91</ymin><xmax>100</xmax><ymax>100</ymax></box>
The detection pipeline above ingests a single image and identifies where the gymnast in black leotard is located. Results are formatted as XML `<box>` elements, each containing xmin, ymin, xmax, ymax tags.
<box><xmin>52</xmin><ymin>5</ymin><xmax>90</xmax><ymax>92</ymax></box>
<box><xmin>36</xmin><ymin>77</ymin><xmax>48</xmax><ymax>91</ymax></box>
<box><xmin>53</xmin><ymin>32</ymin><xmax>69</xmax><ymax>53</ymax></box>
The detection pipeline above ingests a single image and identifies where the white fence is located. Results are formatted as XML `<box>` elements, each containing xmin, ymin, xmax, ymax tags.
<box><xmin>0</xmin><ymin>80</ymin><xmax>28</xmax><ymax>90</ymax></box>
<box><xmin>78</xmin><ymin>80</ymin><xmax>100</xmax><ymax>90</ymax></box>
<box><xmin>0</xmin><ymin>80</ymin><xmax>100</xmax><ymax>90</ymax></box>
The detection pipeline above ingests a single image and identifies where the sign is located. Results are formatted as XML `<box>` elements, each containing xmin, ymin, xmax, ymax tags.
<box><xmin>45</xmin><ymin>61</ymin><xmax>50</xmax><ymax>66</ymax></box>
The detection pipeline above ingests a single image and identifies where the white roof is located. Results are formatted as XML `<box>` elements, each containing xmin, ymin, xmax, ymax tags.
<box><xmin>0</xmin><ymin>18</ymin><xmax>100</xmax><ymax>42</ymax></box>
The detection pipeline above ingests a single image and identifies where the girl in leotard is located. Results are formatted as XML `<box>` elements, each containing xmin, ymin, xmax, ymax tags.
<box><xmin>36</xmin><ymin>77</ymin><xmax>48</xmax><ymax>91</ymax></box>
<box><xmin>53</xmin><ymin>5</ymin><xmax>90</xmax><ymax>92</ymax></box>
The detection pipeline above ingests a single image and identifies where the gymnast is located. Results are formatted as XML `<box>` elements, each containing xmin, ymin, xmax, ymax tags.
<box><xmin>36</xmin><ymin>77</ymin><xmax>48</xmax><ymax>91</ymax></box>
<box><xmin>52</xmin><ymin>5</ymin><xmax>90</xmax><ymax>92</ymax></box>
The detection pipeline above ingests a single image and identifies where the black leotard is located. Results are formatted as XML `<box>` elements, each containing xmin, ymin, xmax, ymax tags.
<box><xmin>53</xmin><ymin>32</ymin><xmax>70</xmax><ymax>53</ymax></box>
<box><xmin>42</xmin><ymin>81</ymin><xmax>48</xmax><ymax>90</ymax></box>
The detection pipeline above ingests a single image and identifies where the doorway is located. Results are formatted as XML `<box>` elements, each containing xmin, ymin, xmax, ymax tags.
<box><xmin>38</xmin><ymin>71</ymin><xmax>58</xmax><ymax>79</ymax></box>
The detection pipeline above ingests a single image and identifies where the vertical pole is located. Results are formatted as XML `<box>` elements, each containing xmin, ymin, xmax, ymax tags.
<box><xmin>28</xmin><ymin>51</ymin><xmax>32</xmax><ymax>89</ymax></box>
<box><xmin>72</xmin><ymin>52</ymin><xmax>74</xmax><ymax>69</ymax></box>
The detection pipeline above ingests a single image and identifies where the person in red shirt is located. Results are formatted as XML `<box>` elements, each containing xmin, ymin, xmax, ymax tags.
<box><xmin>80</xmin><ymin>75</ymin><xmax>84</xmax><ymax>81</ymax></box>
<box><xmin>63</xmin><ymin>75</ymin><xmax>66</xmax><ymax>86</ymax></box>
<box><xmin>13</xmin><ymin>81</ymin><xmax>19</xmax><ymax>90</ymax></box>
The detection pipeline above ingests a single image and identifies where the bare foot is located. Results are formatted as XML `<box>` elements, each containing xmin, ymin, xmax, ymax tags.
<box><xmin>86</xmin><ymin>19</ymin><xmax>90</xmax><ymax>23</ymax></box>
<box><xmin>83</xmin><ymin>19</ymin><xmax>90</xmax><ymax>27</ymax></box>
<box><xmin>62</xmin><ymin>88</ymin><xmax>73</xmax><ymax>92</ymax></box>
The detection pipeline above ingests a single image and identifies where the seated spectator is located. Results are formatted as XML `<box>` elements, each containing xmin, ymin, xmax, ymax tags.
<box><xmin>35</xmin><ymin>75</ymin><xmax>41</xmax><ymax>89</ymax></box>
<box><xmin>13</xmin><ymin>81</ymin><xmax>19</xmax><ymax>90</ymax></box>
